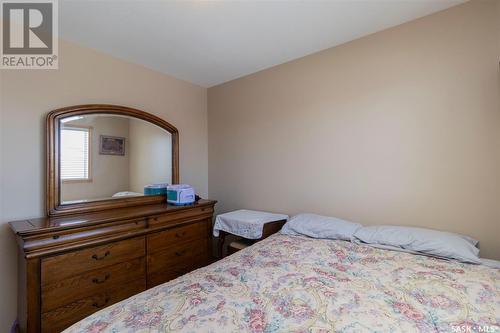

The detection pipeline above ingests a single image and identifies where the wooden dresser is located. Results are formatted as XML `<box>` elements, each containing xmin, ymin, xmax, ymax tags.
<box><xmin>9</xmin><ymin>199</ymin><xmax>216</xmax><ymax>333</ymax></box>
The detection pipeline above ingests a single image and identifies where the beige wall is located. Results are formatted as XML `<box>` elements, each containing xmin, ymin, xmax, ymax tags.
<box><xmin>129</xmin><ymin>118</ymin><xmax>172</xmax><ymax>193</ymax></box>
<box><xmin>0</xmin><ymin>40</ymin><xmax>207</xmax><ymax>332</ymax></box>
<box><xmin>62</xmin><ymin>115</ymin><xmax>130</xmax><ymax>201</ymax></box>
<box><xmin>0</xmin><ymin>0</ymin><xmax>499</xmax><ymax>330</ymax></box>
<box><xmin>209</xmin><ymin>0</ymin><xmax>500</xmax><ymax>260</ymax></box>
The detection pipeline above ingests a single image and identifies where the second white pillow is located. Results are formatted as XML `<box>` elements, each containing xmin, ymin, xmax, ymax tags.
<box><xmin>353</xmin><ymin>225</ymin><xmax>480</xmax><ymax>264</ymax></box>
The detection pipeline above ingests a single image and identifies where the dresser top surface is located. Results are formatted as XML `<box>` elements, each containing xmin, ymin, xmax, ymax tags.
<box><xmin>9</xmin><ymin>199</ymin><xmax>217</xmax><ymax>236</ymax></box>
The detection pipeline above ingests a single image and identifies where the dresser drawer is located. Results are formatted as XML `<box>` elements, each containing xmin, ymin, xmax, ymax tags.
<box><xmin>41</xmin><ymin>257</ymin><xmax>145</xmax><ymax>313</ymax></box>
<box><xmin>147</xmin><ymin>239</ymin><xmax>208</xmax><ymax>285</ymax></box>
<box><xmin>22</xmin><ymin>219</ymin><xmax>147</xmax><ymax>254</ymax></box>
<box><xmin>41</xmin><ymin>237</ymin><xmax>145</xmax><ymax>284</ymax></box>
<box><xmin>147</xmin><ymin>221</ymin><xmax>206</xmax><ymax>254</ymax></box>
<box><xmin>148</xmin><ymin>259</ymin><xmax>204</xmax><ymax>287</ymax></box>
<box><xmin>148</xmin><ymin>206</ymin><xmax>213</xmax><ymax>227</ymax></box>
<box><xmin>148</xmin><ymin>238</ymin><xmax>208</xmax><ymax>272</ymax></box>
<box><xmin>41</xmin><ymin>278</ymin><xmax>145</xmax><ymax>333</ymax></box>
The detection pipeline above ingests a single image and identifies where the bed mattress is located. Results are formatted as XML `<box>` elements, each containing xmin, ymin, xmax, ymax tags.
<box><xmin>65</xmin><ymin>234</ymin><xmax>500</xmax><ymax>333</ymax></box>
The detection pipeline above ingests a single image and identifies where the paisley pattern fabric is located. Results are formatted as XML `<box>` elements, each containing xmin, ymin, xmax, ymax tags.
<box><xmin>65</xmin><ymin>234</ymin><xmax>500</xmax><ymax>333</ymax></box>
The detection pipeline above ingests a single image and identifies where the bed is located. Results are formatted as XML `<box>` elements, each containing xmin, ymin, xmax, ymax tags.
<box><xmin>65</xmin><ymin>233</ymin><xmax>499</xmax><ymax>332</ymax></box>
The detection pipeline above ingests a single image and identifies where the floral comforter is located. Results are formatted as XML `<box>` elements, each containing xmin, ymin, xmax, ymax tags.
<box><xmin>66</xmin><ymin>234</ymin><xmax>500</xmax><ymax>333</ymax></box>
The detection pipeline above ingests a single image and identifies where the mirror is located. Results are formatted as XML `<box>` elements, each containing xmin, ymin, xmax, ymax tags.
<box><xmin>47</xmin><ymin>105</ymin><xmax>179</xmax><ymax>216</ymax></box>
<box><xmin>60</xmin><ymin>114</ymin><xmax>172</xmax><ymax>203</ymax></box>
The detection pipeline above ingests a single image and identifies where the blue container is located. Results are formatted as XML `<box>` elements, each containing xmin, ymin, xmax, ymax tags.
<box><xmin>166</xmin><ymin>184</ymin><xmax>195</xmax><ymax>205</ymax></box>
<box><xmin>144</xmin><ymin>184</ymin><xmax>169</xmax><ymax>196</ymax></box>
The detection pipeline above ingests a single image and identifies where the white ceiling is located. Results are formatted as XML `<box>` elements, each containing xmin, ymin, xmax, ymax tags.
<box><xmin>60</xmin><ymin>0</ymin><xmax>466</xmax><ymax>87</ymax></box>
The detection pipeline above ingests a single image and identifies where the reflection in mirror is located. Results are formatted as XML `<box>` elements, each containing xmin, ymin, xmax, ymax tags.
<box><xmin>60</xmin><ymin>114</ymin><xmax>172</xmax><ymax>204</ymax></box>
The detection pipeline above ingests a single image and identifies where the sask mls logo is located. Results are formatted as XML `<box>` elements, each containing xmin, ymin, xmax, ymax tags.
<box><xmin>1</xmin><ymin>0</ymin><xmax>58</xmax><ymax>69</ymax></box>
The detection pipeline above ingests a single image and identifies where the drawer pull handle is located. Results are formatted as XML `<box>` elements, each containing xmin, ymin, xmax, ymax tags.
<box><xmin>92</xmin><ymin>297</ymin><xmax>110</xmax><ymax>308</ymax></box>
<box><xmin>92</xmin><ymin>251</ymin><xmax>110</xmax><ymax>261</ymax></box>
<box><xmin>92</xmin><ymin>274</ymin><xmax>110</xmax><ymax>284</ymax></box>
<box><xmin>175</xmin><ymin>250</ymin><xmax>187</xmax><ymax>256</ymax></box>
<box><xmin>175</xmin><ymin>231</ymin><xmax>187</xmax><ymax>238</ymax></box>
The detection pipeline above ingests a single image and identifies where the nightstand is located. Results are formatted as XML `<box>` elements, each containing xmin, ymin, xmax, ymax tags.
<box><xmin>213</xmin><ymin>210</ymin><xmax>288</xmax><ymax>258</ymax></box>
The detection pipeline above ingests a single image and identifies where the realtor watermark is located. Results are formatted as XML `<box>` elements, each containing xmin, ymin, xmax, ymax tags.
<box><xmin>451</xmin><ymin>325</ymin><xmax>499</xmax><ymax>333</ymax></box>
<box><xmin>1</xmin><ymin>0</ymin><xmax>58</xmax><ymax>69</ymax></box>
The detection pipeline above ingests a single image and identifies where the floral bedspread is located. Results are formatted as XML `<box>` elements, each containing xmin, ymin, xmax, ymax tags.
<box><xmin>65</xmin><ymin>234</ymin><xmax>500</xmax><ymax>333</ymax></box>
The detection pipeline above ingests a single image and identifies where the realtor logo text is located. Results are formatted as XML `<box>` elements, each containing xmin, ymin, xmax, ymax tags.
<box><xmin>1</xmin><ymin>0</ymin><xmax>58</xmax><ymax>69</ymax></box>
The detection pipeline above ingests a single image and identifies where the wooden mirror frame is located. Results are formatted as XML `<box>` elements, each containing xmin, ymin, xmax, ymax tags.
<box><xmin>47</xmin><ymin>104</ymin><xmax>179</xmax><ymax>217</ymax></box>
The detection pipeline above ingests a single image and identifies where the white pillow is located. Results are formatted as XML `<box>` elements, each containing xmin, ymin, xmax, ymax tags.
<box><xmin>353</xmin><ymin>226</ymin><xmax>480</xmax><ymax>264</ymax></box>
<box><xmin>281</xmin><ymin>213</ymin><xmax>362</xmax><ymax>241</ymax></box>
<box><xmin>480</xmin><ymin>258</ymin><xmax>500</xmax><ymax>269</ymax></box>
